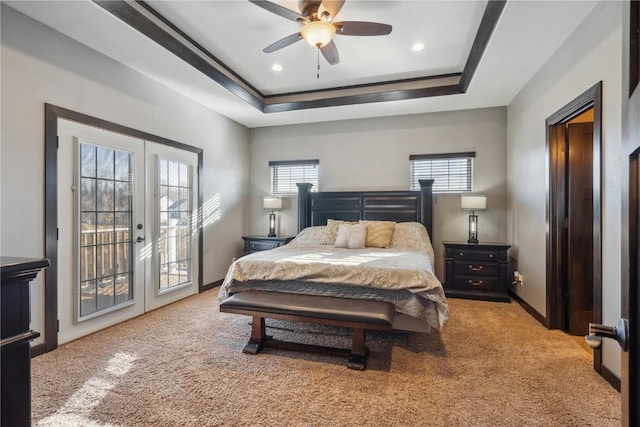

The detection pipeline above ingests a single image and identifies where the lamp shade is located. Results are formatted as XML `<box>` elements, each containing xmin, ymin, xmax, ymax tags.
<box><xmin>263</xmin><ymin>197</ymin><xmax>282</xmax><ymax>210</ymax></box>
<box><xmin>461</xmin><ymin>195</ymin><xmax>487</xmax><ymax>211</ymax></box>
<box><xmin>301</xmin><ymin>21</ymin><xmax>336</xmax><ymax>47</ymax></box>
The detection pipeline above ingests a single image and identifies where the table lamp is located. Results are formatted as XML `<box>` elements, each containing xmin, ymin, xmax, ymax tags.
<box><xmin>461</xmin><ymin>194</ymin><xmax>486</xmax><ymax>244</ymax></box>
<box><xmin>263</xmin><ymin>197</ymin><xmax>282</xmax><ymax>237</ymax></box>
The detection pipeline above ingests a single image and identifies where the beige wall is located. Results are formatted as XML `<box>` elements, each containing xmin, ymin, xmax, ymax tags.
<box><xmin>507</xmin><ymin>0</ymin><xmax>622</xmax><ymax>375</ymax></box>
<box><xmin>249</xmin><ymin>107</ymin><xmax>508</xmax><ymax>281</ymax></box>
<box><xmin>0</xmin><ymin>6</ymin><xmax>250</xmax><ymax>344</ymax></box>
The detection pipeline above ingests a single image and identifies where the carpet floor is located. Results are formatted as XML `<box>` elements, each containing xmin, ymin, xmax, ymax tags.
<box><xmin>31</xmin><ymin>289</ymin><xmax>620</xmax><ymax>426</ymax></box>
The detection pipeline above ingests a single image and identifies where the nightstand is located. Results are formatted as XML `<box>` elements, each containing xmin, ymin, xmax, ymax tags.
<box><xmin>242</xmin><ymin>236</ymin><xmax>294</xmax><ymax>256</ymax></box>
<box><xmin>443</xmin><ymin>242</ymin><xmax>511</xmax><ymax>302</ymax></box>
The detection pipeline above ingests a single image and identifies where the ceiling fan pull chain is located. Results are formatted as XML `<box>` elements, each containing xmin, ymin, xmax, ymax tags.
<box><xmin>317</xmin><ymin>46</ymin><xmax>320</xmax><ymax>79</ymax></box>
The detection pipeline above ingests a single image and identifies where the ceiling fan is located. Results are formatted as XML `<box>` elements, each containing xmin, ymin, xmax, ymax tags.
<box><xmin>249</xmin><ymin>0</ymin><xmax>392</xmax><ymax>66</ymax></box>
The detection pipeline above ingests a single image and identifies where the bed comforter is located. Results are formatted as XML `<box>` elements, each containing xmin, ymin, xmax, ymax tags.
<box><xmin>218</xmin><ymin>223</ymin><xmax>449</xmax><ymax>330</ymax></box>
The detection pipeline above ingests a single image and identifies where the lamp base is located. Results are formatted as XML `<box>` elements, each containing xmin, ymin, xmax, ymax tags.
<box><xmin>468</xmin><ymin>213</ymin><xmax>479</xmax><ymax>245</ymax></box>
<box><xmin>268</xmin><ymin>212</ymin><xmax>276</xmax><ymax>237</ymax></box>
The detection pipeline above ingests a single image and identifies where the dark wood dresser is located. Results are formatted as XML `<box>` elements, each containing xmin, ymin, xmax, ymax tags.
<box><xmin>1</xmin><ymin>257</ymin><xmax>49</xmax><ymax>427</ymax></box>
<box><xmin>242</xmin><ymin>236</ymin><xmax>294</xmax><ymax>256</ymax></box>
<box><xmin>443</xmin><ymin>242</ymin><xmax>511</xmax><ymax>302</ymax></box>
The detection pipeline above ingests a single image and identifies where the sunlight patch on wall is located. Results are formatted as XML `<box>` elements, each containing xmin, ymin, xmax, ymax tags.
<box><xmin>200</xmin><ymin>194</ymin><xmax>221</xmax><ymax>227</ymax></box>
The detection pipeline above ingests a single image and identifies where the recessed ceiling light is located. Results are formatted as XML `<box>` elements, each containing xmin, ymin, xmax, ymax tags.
<box><xmin>411</xmin><ymin>42</ymin><xmax>425</xmax><ymax>52</ymax></box>
<box><xmin>271</xmin><ymin>64</ymin><xmax>283</xmax><ymax>71</ymax></box>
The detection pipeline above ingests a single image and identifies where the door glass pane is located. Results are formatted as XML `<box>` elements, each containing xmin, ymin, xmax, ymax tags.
<box><xmin>115</xmin><ymin>182</ymin><xmax>130</xmax><ymax>211</ymax></box>
<box><xmin>80</xmin><ymin>178</ymin><xmax>96</xmax><ymax>211</ymax></box>
<box><xmin>97</xmin><ymin>180</ymin><xmax>114</xmax><ymax>212</ymax></box>
<box><xmin>158</xmin><ymin>157</ymin><xmax>192</xmax><ymax>291</ymax></box>
<box><xmin>96</xmin><ymin>147</ymin><xmax>114</xmax><ymax>179</ymax></box>
<box><xmin>79</xmin><ymin>143</ymin><xmax>133</xmax><ymax>318</ymax></box>
<box><xmin>81</xmin><ymin>144</ymin><xmax>96</xmax><ymax>178</ymax></box>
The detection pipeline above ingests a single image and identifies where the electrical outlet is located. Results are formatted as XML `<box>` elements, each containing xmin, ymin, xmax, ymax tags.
<box><xmin>513</xmin><ymin>271</ymin><xmax>523</xmax><ymax>286</ymax></box>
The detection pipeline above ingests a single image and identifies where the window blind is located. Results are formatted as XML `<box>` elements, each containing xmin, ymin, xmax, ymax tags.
<box><xmin>409</xmin><ymin>152</ymin><xmax>475</xmax><ymax>193</ymax></box>
<box><xmin>269</xmin><ymin>159</ymin><xmax>319</xmax><ymax>195</ymax></box>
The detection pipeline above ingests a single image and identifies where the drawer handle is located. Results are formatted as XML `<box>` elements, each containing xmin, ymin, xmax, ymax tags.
<box><xmin>468</xmin><ymin>280</ymin><xmax>483</xmax><ymax>286</ymax></box>
<box><xmin>468</xmin><ymin>265</ymin><xmax>484</xmax><ymax>272</ymax></box>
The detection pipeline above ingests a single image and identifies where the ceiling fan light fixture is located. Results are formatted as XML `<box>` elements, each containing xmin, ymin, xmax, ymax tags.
<box><xmin>301</xmin><ymin>21</ymin><xmax>336</xmax><ymax>48</ymax></box>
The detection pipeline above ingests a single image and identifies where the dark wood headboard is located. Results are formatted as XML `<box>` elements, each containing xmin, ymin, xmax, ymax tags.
<box><xmin>297</xmin><ymin>179</ymin><xmax>435</xmax><ymax>240</ymax></box>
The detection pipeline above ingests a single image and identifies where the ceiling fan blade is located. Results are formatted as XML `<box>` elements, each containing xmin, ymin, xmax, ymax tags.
<box><xmin>318</xmin><ymin>0</ymin><xmax>345</xmax><ymax>21</ymax></box>
<box><xmin>263</xmin><ymin>33</ymin><xmax>303</xmax><ymax>53</ymax></box>
<box><xmin>320</xmin><ymin>40</ymin><xmax>340</xmax><ymax>65</ymax></box>
<box><xmin>334</xmin><ymin>21</ymin><xmax>392</xmax><ymax>36</ymax></box>
<box><xmin>249</xmin><ymin>0</ymin><xmax>306</xmax><ymax>23</ymax></box>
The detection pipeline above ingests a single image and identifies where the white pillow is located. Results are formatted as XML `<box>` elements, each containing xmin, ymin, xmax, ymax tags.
<box><xmin>348</xmin><ymin>224</ymin><xmax>367</xmax><ymax>249</ymax></box>
<box><xmin>334</xmin><ymin>223</ymin><xmax>352</xmax><ymax>248</ymax></box>
<box><xmin>334</xmin><ymin>223</ymin><xmax>366</xmax><ymax>249</ymax></box>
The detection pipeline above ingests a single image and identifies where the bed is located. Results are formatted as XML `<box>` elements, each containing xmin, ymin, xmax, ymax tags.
<box><xmin>218</xmin><ymin>179</ymin><xmax>448</xmax><ymax>333</ymax></box>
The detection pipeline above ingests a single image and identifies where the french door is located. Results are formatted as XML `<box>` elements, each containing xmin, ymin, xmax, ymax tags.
<box><xmin>144</xmin><ymin>142</ymin><xmax>199</xmax><ymax>312</ymax></box>
<box><xmin>57</xmin><ymin>120</ymin><xmax>198</xmax><ymax>344</ymax></box>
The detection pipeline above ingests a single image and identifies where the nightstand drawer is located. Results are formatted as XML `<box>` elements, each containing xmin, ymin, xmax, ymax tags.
<box><xmin>452</xmin><ymin>275</ymin><xmax>500</xmax><ymax>292</ymax></box>
<box><xmin>246</xmin><ymin>240</ymin><xmax>281</xmax><ymax>251</ymax></box>
<box><xmin>453</xmin><ymin>261</ymin><xmax>498</xmax><ymax>277</ymax></box>
<box><xmin>452</xmin><ymin>249</ymin><xmax>501</xmax><ymax>262</ymax></box>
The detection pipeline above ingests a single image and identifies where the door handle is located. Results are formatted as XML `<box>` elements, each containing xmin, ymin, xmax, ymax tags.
<box><xmin>584</xmin><ymin>318</ymin><xmax>628</xmax><ymax>351</ymax></box>
<box><xmin>136</xmin><ymin>236</ymin><xmax>146</xmax><ymax>243</ymax></box>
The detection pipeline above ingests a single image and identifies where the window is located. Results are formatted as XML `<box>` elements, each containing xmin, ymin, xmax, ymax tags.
<box><xmin>269</xmin><ymin>159</ymin><xmax>319</xmax><ymax>195</ymax></box>
<box><xmin>409</xmin><ymin>152</ymin><xmax>475</xmax><ymax>193</ymax></box>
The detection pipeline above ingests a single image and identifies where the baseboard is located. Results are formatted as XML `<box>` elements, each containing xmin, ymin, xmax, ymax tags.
<box><xmin>201</xmin><ymin>279</ymin><xmax>222</xmax><ymax>292</ymax></box>
<box><xmin>508</xmin><ymin>290</ymin><xmax>547</xmax><ymax>326</ymax></box>
<box><xmin>594</xmin><ymin>349</ymin><xmax>621</xmax><ymax>392</ymax></box>
<box><xmin>600</xmin><ymin>364</ymin><xmax>621</xmax><ymax>391</ymax></box>
<box><xmin>31</xmin><ymin>343</ymin><xmax>47</xmax><ymax>358</ymax></box>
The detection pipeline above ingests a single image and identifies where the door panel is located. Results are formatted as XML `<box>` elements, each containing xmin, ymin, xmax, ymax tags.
<box><xmin>58</xmin><ymin>120</ymin><xmax>145</xmax><ymax>344</ymax></box>
<box><xmin>144</xmin><ymin>141</ymin><xmax>199</xmax><ymax>312</ymax></box>
<box><xmin>567</xmin><ymin>122</ymin><xmax>594</xmax><ymax>335</ymax></box>
<box><xmin>627</xmin><ymin>150</ymin><xmax>639</xmax><ymax>425</ymax></box>
<box><xmin>623</xmin><ymin>2</ymin><xmax>640</xmax><ymax>423</ymax></box>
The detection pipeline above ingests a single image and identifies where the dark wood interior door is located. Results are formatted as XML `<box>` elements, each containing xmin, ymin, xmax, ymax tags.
<box><xmin>567</xmin><ymin>122</ymin><xmax>594</xmax><ymax>335</ymax></box>
<box><xmin>626</xmin><ymin>149</ymin><xmax>639</xmax><ymax>425</ymax></box>
<box><xmin>623</xmin><ymin>2</ymin><xmax>639</xmax><ymax>423</ymax></box>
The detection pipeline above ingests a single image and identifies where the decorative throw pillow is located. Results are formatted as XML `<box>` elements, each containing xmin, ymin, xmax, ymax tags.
<box><xmin>334</xmin><ymin>223</ymin><xmax>367</xmax><ymax>249</ymax></box>
<box><xmin>323</xmin><ymin>219</ymin><xmax>356</xmax><ymax>245</ymax></box>
<box><xmin>334</xmin><ymin>223</ymin><xmax>352</xmax><ymax>248</ymax></box>
<box><xmin>348</xmin><ymin>224</ymin><xmax>367</xmax><ymax>249</ymax></box>
<box><xmin>359</xmin><ymin>220</ymin><xmax>396</xmax><ymax>248</ymax></box>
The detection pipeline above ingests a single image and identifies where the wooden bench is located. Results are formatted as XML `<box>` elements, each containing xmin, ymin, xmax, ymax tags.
<box><xmin>219</xmin><ymin>291</ymin><xmax>394</xmax><ymax>370</ymax></box>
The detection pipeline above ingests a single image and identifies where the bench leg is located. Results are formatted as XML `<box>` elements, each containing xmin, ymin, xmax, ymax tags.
<box><xmin>347</xmin><ymin>328</ymin><xmax>368</xmax><ymax>370</ymax></box>
<box><xmin>243</xmin><ymin>316</ymin><xmax>269</xmax><ymax>354</ymax></box>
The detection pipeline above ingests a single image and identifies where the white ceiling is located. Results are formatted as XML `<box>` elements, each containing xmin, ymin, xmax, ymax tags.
<box><xmin>148</xmin><ymin>0</ymin><xmax>487</xmax><ymax>94</ymax></box>
<box><xmin>6</xmin><ymin>0</ymin><xmax>599</xmax><ymax>128</ymax></box>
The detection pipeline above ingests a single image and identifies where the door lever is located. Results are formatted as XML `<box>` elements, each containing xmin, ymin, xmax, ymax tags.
<box><xmin>584</xmin><ymin>318</ymin><xmax>628</xmax><ymax>351</ymax></box>
<box><xmin>136</xmin><ymin>236</ymin><xmax>146</xmax><ymax>243</ymax></box>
